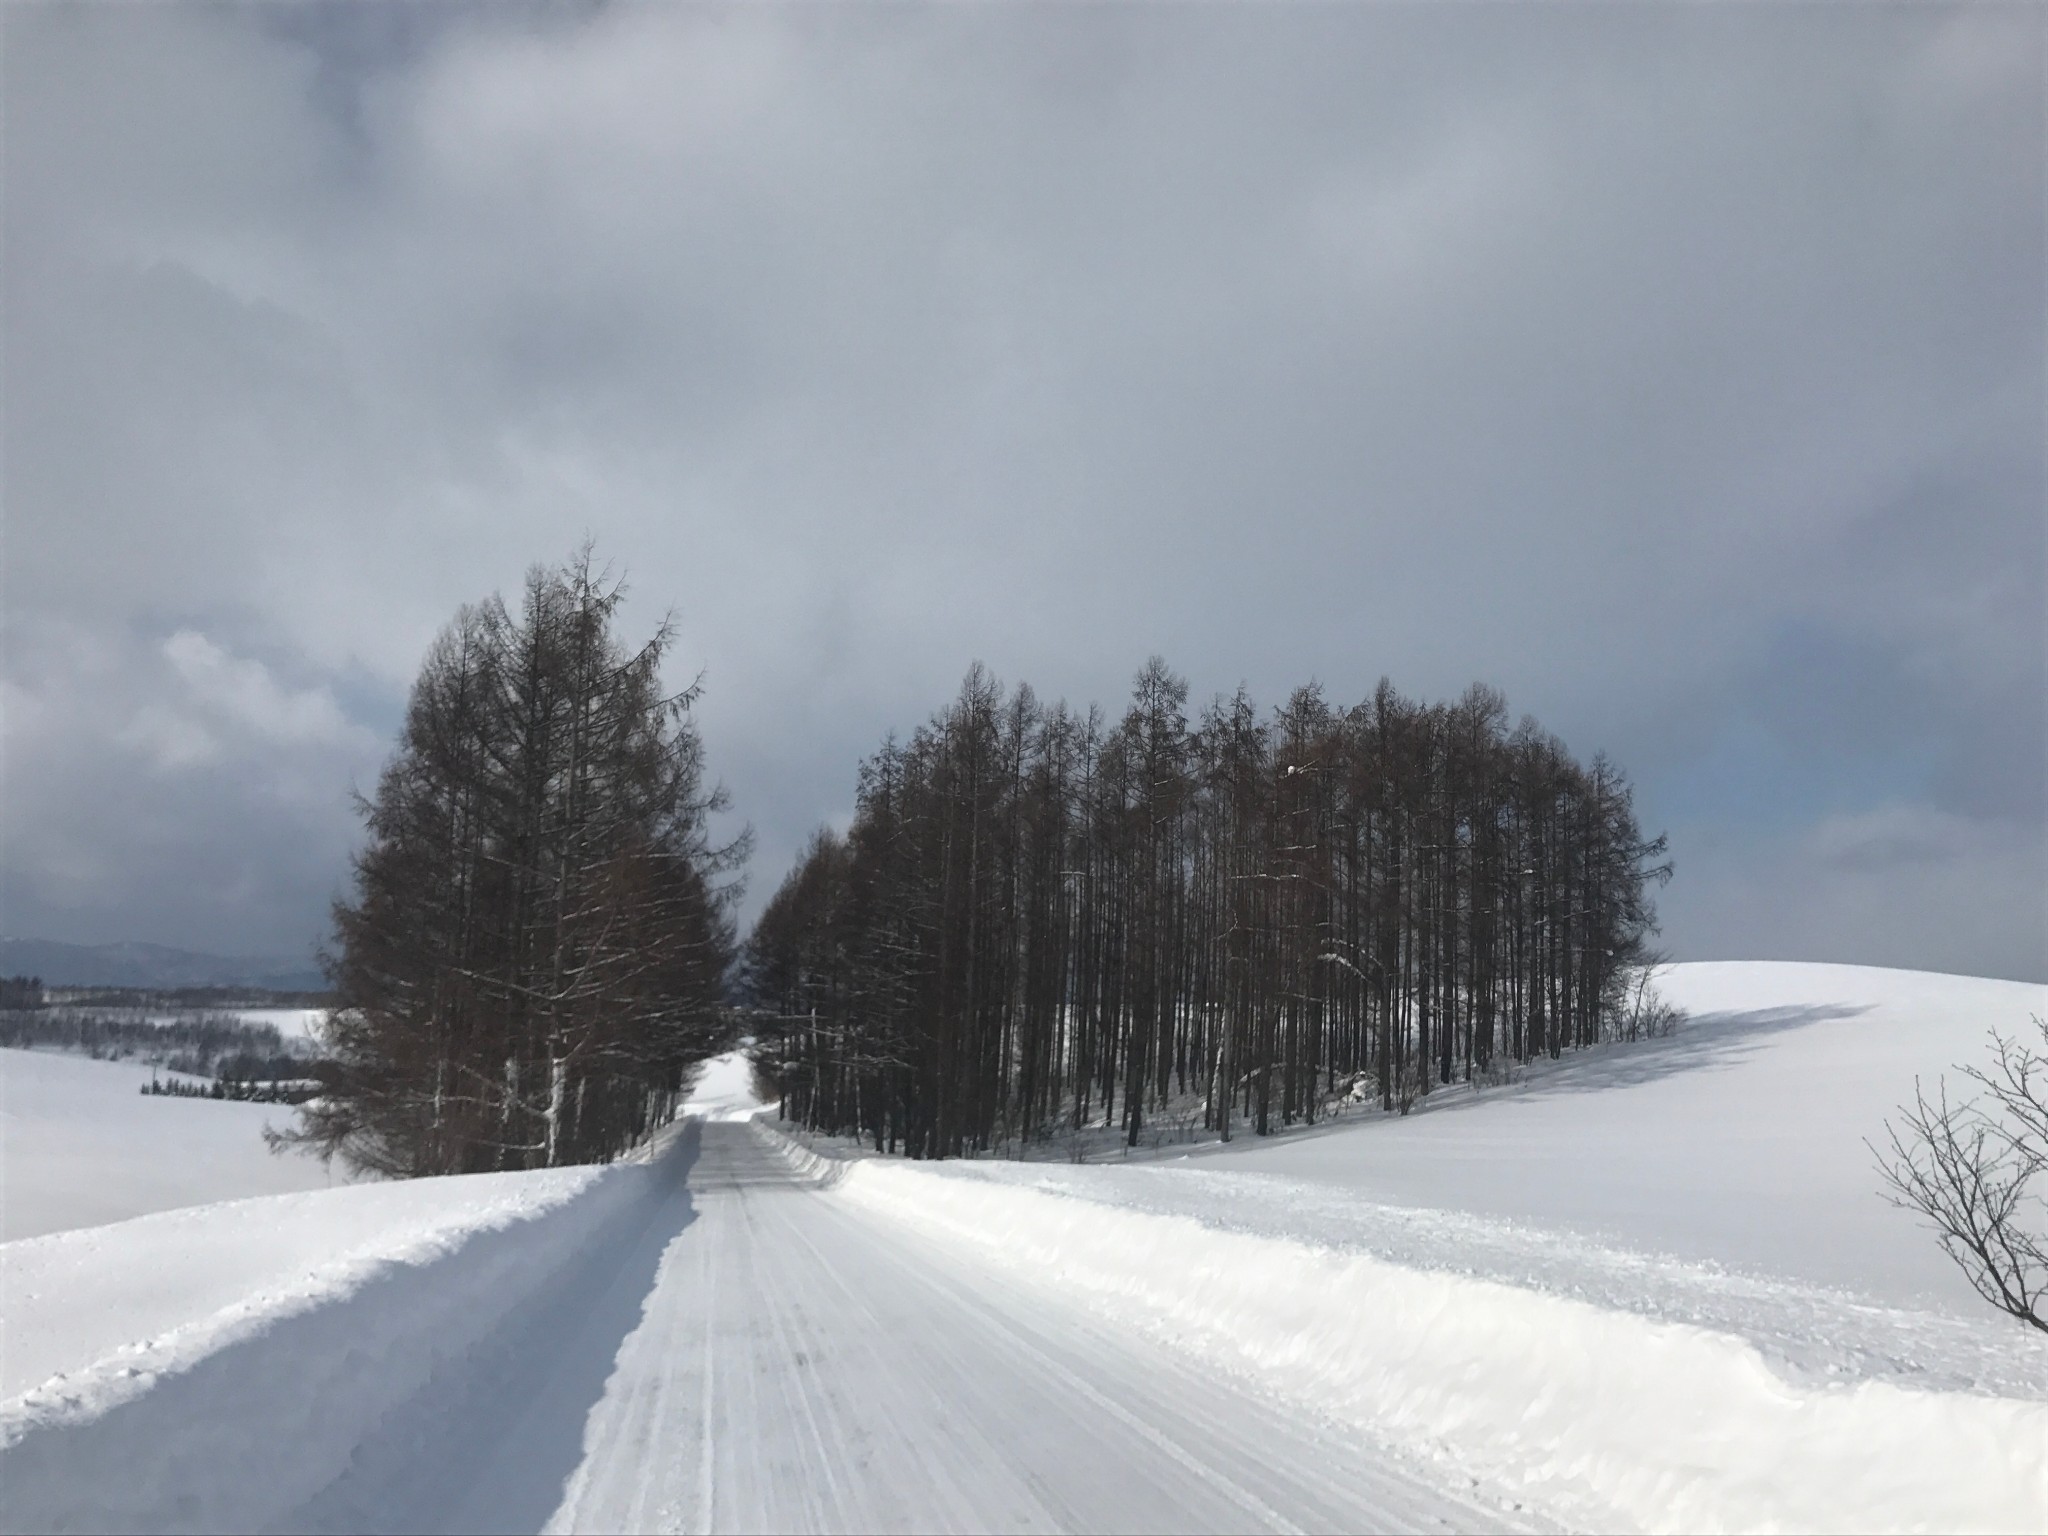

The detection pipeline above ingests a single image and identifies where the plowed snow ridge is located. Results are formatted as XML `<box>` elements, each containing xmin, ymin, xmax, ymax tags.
<box><xmin>768</xmin><ymin>1124</ymin><xmax>2048</xmax><ymax>1533</ymax></box>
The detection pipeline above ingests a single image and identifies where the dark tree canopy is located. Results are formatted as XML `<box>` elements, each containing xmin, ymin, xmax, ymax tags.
<box><xmin>279</xmin><ymin>551</ymin><xmax>747</xmax><ymax>1177</ymax></box>
<box><xmin>748</xmin><ymin>661</ymin><xmax>1671</xmax><ymax>1159</ymax></box>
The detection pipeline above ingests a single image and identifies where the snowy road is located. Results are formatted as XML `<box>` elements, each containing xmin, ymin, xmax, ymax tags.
<box><xmin>289</xmin><ymin>1120</ymin><xmax>1528</xmax><ymax>1535</ymax></box>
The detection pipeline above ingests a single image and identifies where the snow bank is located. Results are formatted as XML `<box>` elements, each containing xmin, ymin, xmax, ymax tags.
<box><xmin>816</xmin><ymin>1152</ymin><xmax>2048</xmax><ymax>1402</ymax></box>
<box><xmin>0</xmin><ymin>1128</ymin><xmax>690</xmax><ymax>1535</ymax></box>
<box><xmin>757</xmin><ymin>1121</ymin><xmax>2048</xmax><ymax>1534</ymax></box>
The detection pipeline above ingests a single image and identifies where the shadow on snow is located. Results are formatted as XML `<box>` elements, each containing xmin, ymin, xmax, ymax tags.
<box><xmin>283</xmin><ymin>1123</ymin><xmax>706</xmax><ymax>1536</ymax></box>
<box><xmin>1506</xmin><ymin>1002</ymin><xmax>1875</xmax><ymax>1100</ymax></box>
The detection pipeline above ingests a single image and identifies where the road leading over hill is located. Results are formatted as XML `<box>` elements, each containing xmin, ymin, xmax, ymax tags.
<box><xmin>285</xmin><ymin>1120</ymin><xmax>1534</xmax><ymax>1535</ymax></box>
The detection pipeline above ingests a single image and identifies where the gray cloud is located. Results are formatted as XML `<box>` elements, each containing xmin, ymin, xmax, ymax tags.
<box><xmin>4</xmin><ymin>3</ymin><xmax>2041</xmax><ymax>979</ymax></box>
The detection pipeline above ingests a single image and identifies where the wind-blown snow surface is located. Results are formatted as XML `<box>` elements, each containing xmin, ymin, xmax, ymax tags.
<box><xmin>0</xmin><ymin>1048</ymin><xmax>344</xmax><ymax>1242</ymax></box>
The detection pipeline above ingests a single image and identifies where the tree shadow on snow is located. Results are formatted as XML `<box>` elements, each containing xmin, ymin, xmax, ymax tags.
<box><xmin>1179</xmin><ymin>1001</ymin><xmax>1879</xmax><ymax>1159</ymax></box>
<box><xmin>1506</xmin><ymin>1002</ymin><xmax>1874</xmax><ymax>1100</ymax></box>
<box><xmin>282</xmin><ymin>1122</ymin><xmax>705</xmax><ymax>1536</ymax></box>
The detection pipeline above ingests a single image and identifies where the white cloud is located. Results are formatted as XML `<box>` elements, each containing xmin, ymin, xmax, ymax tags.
<box><xmin>160</xmin><ymin>629</ymin><xmax>363</xmax><ymax>751</ymax></box>
<box><xmin>107</xmin><ymin>631</ymin><xmax>373</xmax><ymax>775</ymax></box>
<box><xmin>119</xmin><ymin>704</ymin><xmax>221</xmax><ymax>772</ymax></box>
<box><xmin>1</xmin><ymin>620</ymin><xmax>385</xmax><ymax>948</ymax></box>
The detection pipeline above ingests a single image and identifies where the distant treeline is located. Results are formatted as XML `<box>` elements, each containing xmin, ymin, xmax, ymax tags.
<box><xmin>141</xmin><ymin>1073</ymin><xmax>318</xmax><ymax>1105</ymax></box>
<box><xmin>38</xmin><ymin>985</ymin><xmax>333</xmax><ymax>1011</ymax></box>
<box><xmin>748</xmin><ymin>662</ymin><xmax>1672</xmax><ymax>1159</ymax></box>
<box><xmin>0</xmin><ymin>1008</ymin><xmax>306</xmax><ymax>1080</ymax></box>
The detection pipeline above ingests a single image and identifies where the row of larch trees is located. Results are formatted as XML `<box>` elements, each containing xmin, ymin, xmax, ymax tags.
<box><xmin>747</xmin><ymin>659</ymin><xmax>1671</xmax><ymax>1159</ymax></box>
<box><xmin>279</xmin><ymin>552</ymin><xmax>749</xmax><ymax>1177</ymax></box>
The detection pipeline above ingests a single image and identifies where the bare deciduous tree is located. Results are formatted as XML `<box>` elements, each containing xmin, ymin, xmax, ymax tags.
<box><xmin>1872</xmin><ymin>1016</ymin><xmax>2048</xmax><ymax>1334</ymax></box>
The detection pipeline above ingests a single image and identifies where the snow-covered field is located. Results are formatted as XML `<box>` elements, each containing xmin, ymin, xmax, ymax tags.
<box><xmin>227</xmin><ymin>1006</ymin><xmax>327</xmax><ymax>1042</ymax></box>
<box><xmin>0</xmin><ymin>1049</ymin><xmax>345</xmax><ymax>1242</ymax></box>
<box><xmin>1176</xmin><ymin>961</ymin><xmax>2046</xmax><ymax>1310</ymax></box>
<box><xmin>3</xmin><ymin>963</ymin><xmax>2045</xmax><ymax>1533</ymax></box>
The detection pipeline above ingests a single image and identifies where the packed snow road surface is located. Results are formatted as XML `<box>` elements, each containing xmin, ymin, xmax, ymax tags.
<box><xmin>324</xmin><ymin>1122</ymin><xmax>1522</xmax><ymax>1535</ymax></box>
<box><xmin>549</xmin><ymin>1123</ymin><xmax>1524</xmax><ymax>1536</ymax></box>
<box><xmin>3</xmin><ymin>1120</ymin><xmax>1528</xmax><ymax>1536</ymax></box>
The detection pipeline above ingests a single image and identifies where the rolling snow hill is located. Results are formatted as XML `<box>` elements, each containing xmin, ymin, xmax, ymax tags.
<box><xmin>1178</xmin><ymin>960</ymin><xmax>2047</xmax><ymax>1310</ymax></box>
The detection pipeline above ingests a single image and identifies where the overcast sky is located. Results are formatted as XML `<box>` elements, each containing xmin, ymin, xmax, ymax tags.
<box><xmin>4</xmin><ymin>2</ymin><xmax>2042</xmax><ymax>981</ymax></box>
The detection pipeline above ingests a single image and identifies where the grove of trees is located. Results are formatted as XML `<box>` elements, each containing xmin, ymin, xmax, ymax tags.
<box><xmin>0</xmin><ymin>975</ymin><xmax>43</xmax><ymax>1009</ymax></box>
<box><xmin>748</xmin><ymin>660</ymin><xmax>1672</xmax><ymax>1159</ymax></box>
<box><xmin>278</xmin><ymin>552</ymin><xmax>747</xmax><ymax>1177</ymax></box>
<box><xmin>0</xmin><ymin>1007</ymin><xmax>295</xmax><ymax>1076</ymax></box>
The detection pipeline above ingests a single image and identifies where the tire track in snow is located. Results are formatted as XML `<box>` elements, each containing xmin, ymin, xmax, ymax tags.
<box><xmin>769</xmin><ymin>1186</ymin><xmax>1305</xmax><ymax>1534</ymax></box>
<box><xmin>547</xmin><ymin>1122</ymin><xmax>1534</xmax><ymax>1534</ymax></box>
<box><xmin>258</xmin><ymin>1121</ymin><xmax>1543</xmax><ymax>1534</ymax></box>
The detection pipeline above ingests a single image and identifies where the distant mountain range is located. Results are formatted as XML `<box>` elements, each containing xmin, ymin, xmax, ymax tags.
<box><xmin>0</xmin><ymin>938</ymin><xmax>327</xmax><ymax>992</ymax></box>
